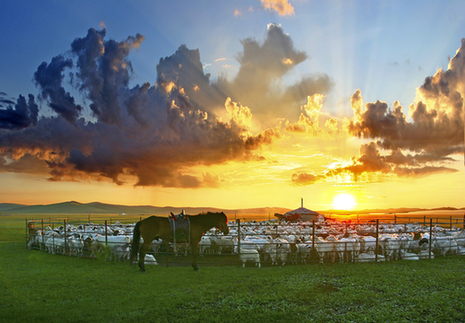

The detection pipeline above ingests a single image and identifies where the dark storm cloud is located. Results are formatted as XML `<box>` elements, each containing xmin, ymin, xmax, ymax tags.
<box><xmin>0</xmin><ymin>26</ymin><xmax>288</xmax><ymax>188</ymax></box>
<box><xmin>157</xmin><ymin>44</ymin><xmax>210</xmax><ymax>94</ymax></box>
<box><xmin>0</xmin><ymin>93</ymin><xmax>38</xmax><ymax>129</ymax></box>
<box><xmin>70</xmin><ymin>28</ymin><xmax>145</xmax><ymax>126</ymax></box>
<box><xmin>33</xmin><ymin>55</ymin><xmax>82</xmax><ymax>124</ymax></box>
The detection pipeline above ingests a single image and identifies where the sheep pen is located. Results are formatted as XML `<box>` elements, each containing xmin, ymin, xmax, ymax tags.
<box><xmin>25</xmin><ymin>213</ymin><xmax>465</xmax><ymax>268</ymax></box>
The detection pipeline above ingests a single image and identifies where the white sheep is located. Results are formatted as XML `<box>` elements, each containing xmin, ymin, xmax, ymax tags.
<box><xmin>144</xmin><ymin>254</ymin><xmax>158</xmax><ymax>265</ymax></box>
<box><xmin>239</xmin><ymin>248</ymin><xmax>261</xmax><ymax>267</ymax></box>
<box><xmin>199</xmin><ymin>236</ymin><xmax>212</xmax><ymax>255</ymax></box>
<box><xmin>113</xmin><ymin>243</ymin><xmax>131</xmax><ymax>262</ymax></box>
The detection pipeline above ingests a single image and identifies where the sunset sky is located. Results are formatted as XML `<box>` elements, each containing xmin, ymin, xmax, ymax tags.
<box><xmin>0</xmin><ymin>0</ymin><xmax>464</xmax><ymax>211</ymax></box>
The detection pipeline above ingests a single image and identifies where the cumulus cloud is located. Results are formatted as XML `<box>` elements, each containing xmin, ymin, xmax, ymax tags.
<box><xmin>295</xmin><ymin>40</ymin><xmax>464</xmax><ymax>184</ymax></box>
<box><xmin>292</xmin><ymin>38</ymin><xmax>465</xmax><ymax>185</ymax></box>
<box><xmin>0</xmin><ymin>27</ymin><xmax>286</xmax><ymax>188</ymax></box>
<box><xmin>292</xmin><ymin>172</ymin><xmax>324</xmax><ymax>185</ymax></box>
<box><xmin>33</xmin><ymin>55</ymin><xmax>82</xmax><ymax>124</ymax></box>
<box><xmin>207</xmin><ymin>24</ymin><xmax>333</xmax><ymax>127</ymax></box>
<box><xmin>70</xmin><ymin>28</ymin><xmax>145</xmax><ymax>126</ymax></box>
<box><xmin>8</xmin><ymin>24</ymin><xmax>460</xmax><ymax>190</ymax></box>
<box><xmin>285</xmin><ymin>93</ymin><xmax>339</xmax><ymax>135</ymax></box>
<box><xmin>0</xmin><ymin>93</ymin><xmax>38</xmax><ymax>129</ymax></box>
<box><xmin>260</xmin><ymin>0</ymin><xmax>295</xmax><ymax>16</ymax></box>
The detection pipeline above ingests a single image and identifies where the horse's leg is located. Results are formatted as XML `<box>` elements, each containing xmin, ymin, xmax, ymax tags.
<box><xmin>138</xmin><ymin>240</ymin><xmax>152</xmax><ymax>273</ymax></box>
<box><xmin>191</xmin><ymin>238</ymin><xmax>200</xmax><ymax>271</ymax></box>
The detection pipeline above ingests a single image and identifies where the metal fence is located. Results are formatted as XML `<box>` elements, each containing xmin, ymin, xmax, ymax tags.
<box><xmin>26</xmin><ymin>215</ymin><xmax>465</xmax><ymax>267</ymax></box>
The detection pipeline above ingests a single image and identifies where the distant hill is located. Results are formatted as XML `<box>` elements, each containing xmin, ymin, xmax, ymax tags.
<box><xmin>0</xmin><ymin>201</ymin><xmax>291</xmax><ymax>216</ymax></box>
<box><xmin>0</xmin><ymin>201</ymin><xmax>463</xmax><ymax>216</ymax></box>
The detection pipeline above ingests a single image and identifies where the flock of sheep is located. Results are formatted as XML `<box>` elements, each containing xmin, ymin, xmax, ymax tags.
<box><xmin>26</xmin><ymin>217</ymin><xmax>465</xmax><ymax>267</ymax></box>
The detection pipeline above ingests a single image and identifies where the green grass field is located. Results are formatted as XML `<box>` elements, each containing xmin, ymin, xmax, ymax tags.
<box><xmin>2</xmin><ymin>214</ymin><xmax>465</xmax><ymax>322</ymax></box>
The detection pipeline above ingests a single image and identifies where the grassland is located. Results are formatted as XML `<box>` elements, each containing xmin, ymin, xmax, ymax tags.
<box><xmin>1</xmin><ymin>214</ymin><xmax>465</xmax><ymax>322</ymax></box>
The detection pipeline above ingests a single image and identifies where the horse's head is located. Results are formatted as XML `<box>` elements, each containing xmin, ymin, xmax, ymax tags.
<box><xmin>217</xmin><ymin>212</ymin><xmax>229</xmax><ymax>235</ymax></box>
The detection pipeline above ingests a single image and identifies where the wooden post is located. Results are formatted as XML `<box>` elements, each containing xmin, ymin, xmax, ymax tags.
<box><xmin>41</xmin><ymin>219</ymin><xmax>45</xmax><ymax>251</ymax></box>
<box><xmin>429</xmin><ymin>219</ymin><xmax>433</xmax><ymax>260</ymax></box>
<box><xmin>312</xmin><ymin>220</ymin><xmax>315</xmax><ymax>254</ymax></box>
<box><xmin>344</xmin><ymin>241</ymin><xmax>347</xmax><ymax>263</ymax></box>
<box><xmin>236</xmin><ymin>219</ymin><xmax>241</xmax><ymax>265</ymax></box>
<box><xmin>105</xmin><ymin>220</ymin><xmax>108</xmax><ymax>246</ymax></box>
<box><xmin>64</xmin><ymin>219</ymin><xmax>68</xmax><ymax>256</ymax></box>
<box><xmin>25</xmin><ymin>218</ymin><xmax>28</xmax><ymax>249</ymax></box>
<box><xmin>375</xmin><ymin>219</ymin><xmax>379</xmax><ymax>262</ymax></box>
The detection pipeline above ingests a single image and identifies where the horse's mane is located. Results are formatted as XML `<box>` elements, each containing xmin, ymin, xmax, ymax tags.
<box><xmin>189</xmin><ymin>211</ymin><xmax>227</xmax><ymax>224</ymax></box>
<box><xmin>192</xmin><ymin>211</ymin><xmax>226</xmax><ymax>217</ymax></box>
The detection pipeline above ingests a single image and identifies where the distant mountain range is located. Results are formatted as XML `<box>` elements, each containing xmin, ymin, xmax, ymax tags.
<box><xmin>0</xmin><ymin>201</ymin><xmax>291</xmax><ymax>216</ymax></box>
<box><xmin>0</xmin><ymin>201</ymin><xmax>463</xmax><ymax>216</ymax></box>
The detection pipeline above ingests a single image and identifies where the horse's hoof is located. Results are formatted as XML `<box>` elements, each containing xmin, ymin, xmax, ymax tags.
<box><xmin>193</xmin><ymin>267</ymin><xmax>200</xmax><ymax>271</ymax></box>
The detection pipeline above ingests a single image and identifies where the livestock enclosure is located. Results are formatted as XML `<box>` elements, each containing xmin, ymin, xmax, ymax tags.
<box><xmin>25</xmin><ymin>212</ymin><xmax>465</xmax><ymax>267</ymax></box>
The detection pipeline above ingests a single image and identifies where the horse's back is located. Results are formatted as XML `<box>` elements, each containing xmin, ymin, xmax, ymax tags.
<box><xmin>139</xmin><ymin>216</ymin><xmax>170</xmax><ymax>241</ymax></box>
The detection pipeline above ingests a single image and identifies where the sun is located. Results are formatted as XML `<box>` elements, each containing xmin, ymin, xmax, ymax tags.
<box><xmin>332</xmin><ymin>193</ymin><xmax>357</xmax><ymax>210</ymax></box>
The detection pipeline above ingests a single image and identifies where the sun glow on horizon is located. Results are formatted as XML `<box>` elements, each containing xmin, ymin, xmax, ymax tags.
<box><xmin>332</xmin><ymin>193</ymin><xmax>357</xmax><ymax>210</ymax></box>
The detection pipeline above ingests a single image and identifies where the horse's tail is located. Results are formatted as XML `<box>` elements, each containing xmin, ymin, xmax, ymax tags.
<box><xmin>130</xmin><ymin>220</ymin><xmax>142</xmax><ymax>264</ymax></box>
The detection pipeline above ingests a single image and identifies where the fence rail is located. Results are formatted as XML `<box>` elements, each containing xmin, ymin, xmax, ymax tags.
<box><xmin>26</xmin><ymin>215</ymin><xmax>465</xmax><ymax>267</ymax></box>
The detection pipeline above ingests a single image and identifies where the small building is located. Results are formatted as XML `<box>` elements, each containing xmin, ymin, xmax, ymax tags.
<box><xmin>281</xmin><ymin>198</ymin><xmax>321</xmax><ymax>222</ymax></box>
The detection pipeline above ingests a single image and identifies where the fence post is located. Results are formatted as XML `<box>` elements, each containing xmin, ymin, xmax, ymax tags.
<box><xmin>394</xmin><ymin>215</ymin><xmax>396</xmax><ymax>225</ymax></box>
<box><xmin>236</xmin><ymin>219</ymin><xmax>241</xmax><ymax>265</ymax></box>
<box><xmin>450</xmin><ymin>216</ymin><xmax>452</xmax><ymax>230</ymax></box>
<box><xmin>344</xmin><ymin>241</ymin><xmax>347</xmax><ymax>262</ymax></box>
<box><xmin>375</xmin><ymin>219</ymin><xmax>379</xmax><ymax>262</ymax></box>
<box><xmin>424</xmin><ymin>216</ymin><xmax>426</xmax><ymax>227</ymax></box>
<box><xmin>463</xmin><ymin>214</ymin><xmax>465</xmax><ymax>230</ymax></box>
<box><xmin>41</xmin><ymin>219</ymin><xmax>45</xmax><ymax>251</ymax></box>
<box><xmin>25</xmin><ymin>218</ymin><xmax>28</xmax><ymax>249</ymax></box>
<box><xmin>429</xmin><ymin>219</ymin><xmax>433</xmax><ymax>260</ymax></box>
<box><xmin>105</xmin><ymin>220</ymin><xmax>108</xmax><ymax>246</ymax></box>
<box><xmin>312</xmin><ymin>220</ymin><xmax>315</xmax><ymax>251</ymax></box>
<box><xmin>64</xmin><ymin>219</ymin><xmax>68</xmax><ymax>256</ymax></box>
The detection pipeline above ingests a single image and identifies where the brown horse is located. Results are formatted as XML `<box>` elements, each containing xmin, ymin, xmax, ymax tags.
<box><xmin>130</xmin><ymin>212</ymin><xmax>229</xmax><ymax>272</ymax></box>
